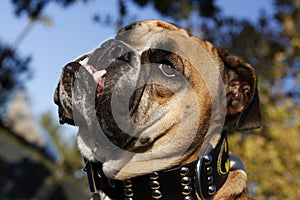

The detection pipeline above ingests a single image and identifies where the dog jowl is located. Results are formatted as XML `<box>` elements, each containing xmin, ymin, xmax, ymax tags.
<box><xmin>54</xmin><ymin>20</ymin><xmax>261</xmax><ymax>200</ymax></box>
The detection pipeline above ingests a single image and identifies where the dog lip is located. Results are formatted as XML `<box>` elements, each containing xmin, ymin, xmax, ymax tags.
<box><xmin>79</xmin><ymin>57</ymin><xmax>107</xmax><ymax>82</ymax></box>
<box><xmin>79</xmin><ymin>57</ymin><xmax>107</xmax><ymax>97</ymax></box>
<box><xmin>93</xmin><ymin>70</ymin><xmax>107</xmax><ymax>98</ymax></box>
<box><xmin>96</xmin><ymin>76</ymin><xmax>105</xmax><ymax>98</ymax></box>
<box><xmin>79</xmin><ymin>57</ymin><xmax>96</xmax><ymax>73</ymax></box>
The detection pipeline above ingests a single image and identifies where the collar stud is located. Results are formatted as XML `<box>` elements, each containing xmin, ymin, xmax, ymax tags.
<box><xmin>180</xmin><ymin>167</ymin><xmax>190</xmax><ymax>176</ymax></box>
<box><xmin>208</xmin><ymin>185</ymin><xmax>217</xmax><ymax>195</ymax></box>
<box><xmin>151</xmin><ymin>189</ymin><xmax>162</xmax><ymax>199</ymax></box>
<box><xmin>204</xmin><ymin>155</ymin><xmax>213</xmax><ymax>164</ymax></box>
<box><xmin>184</xmin><ymin>196</ymin><xmax>195</xmax><ymax>200</ymax></box>
<box><xmin>181</xmin><ymin>176</ymin><xmax>192</xmax><ymax>186</ymax></box>
<box><xmin>149</xmin><ymin>180</ymin><xmax>160</xmax><ymax>190</ymax></box>
<box><xmin>149</xmin><ymin>172</ymin><xmax>159</xmax><ymax>180</ymax></box>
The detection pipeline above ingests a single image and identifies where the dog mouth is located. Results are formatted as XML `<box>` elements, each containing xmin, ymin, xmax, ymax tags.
<box><xmin>78</xmin><ymin>41</ymin><xmax>147</xmax><ymax>151</ymax></box>
<box><xmin>79</xmin><ymin>57</ymin><xmax>107</xmax><ymax>97</ymax></box>
<box><xmin>76</xmin><ymin>56</ymin><xmax>139</xmax><ymax>151</ymax></box>
<box><xmin>56</xmin><ymin>40</ymin><xmax>170</xmax><ymax>153</ymax></box>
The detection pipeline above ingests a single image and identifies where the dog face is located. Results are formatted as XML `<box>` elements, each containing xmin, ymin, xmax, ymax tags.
<box><xmin>54</xmin><ymin>20</ymin><xmax>261</xmax><ymax>179</ymax></box>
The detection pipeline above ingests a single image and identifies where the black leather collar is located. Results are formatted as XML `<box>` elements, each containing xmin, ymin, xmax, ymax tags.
<box><xmin>83</xmin><ymin>130</ymin><xmax>229</xmax><ymax>200</ymax></box>
<box><xmin>195</xmin><ymin>130</ymin><xmax>230</xmax><ymax>199</ymax></box>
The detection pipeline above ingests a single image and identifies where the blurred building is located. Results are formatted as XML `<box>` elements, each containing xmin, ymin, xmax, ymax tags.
<box><xmin>0</xmin><ymin>92</ymin><xmax>89</xmax><ymax>200</ymax></box>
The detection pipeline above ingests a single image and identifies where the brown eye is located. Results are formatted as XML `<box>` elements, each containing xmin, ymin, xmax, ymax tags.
<box><xmin>158</xmin><ymin>64</ymin><xmax>176</xmax><ymax>77</ymax></box>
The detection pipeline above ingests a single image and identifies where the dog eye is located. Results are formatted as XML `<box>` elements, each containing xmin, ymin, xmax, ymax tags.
<box><xmin>158</xmin><ymin>63</ymin><xmax>176</xmax><ymax>78</ymax></box>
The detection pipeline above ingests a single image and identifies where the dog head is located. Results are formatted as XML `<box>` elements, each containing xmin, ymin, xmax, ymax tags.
<box><xmin>54</xmin><ymin>20</ymin><xmax>261</xmax><ymax>180</ymax></box>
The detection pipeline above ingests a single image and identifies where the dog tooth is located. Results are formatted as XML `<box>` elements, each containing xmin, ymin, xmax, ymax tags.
<box><xmin>79</xmin><ymin>57</ymin><xmax>89</xmax><ymax>66</ymax></box>
<box><xmin>79</xmin><ymin>57</ymin><xmax>94</xmax><ymax>74</ymax></box>
<box><xmin>93</xmin><ymin>70</ymin><xmax>107</xmax><ymax>82</ymax></box>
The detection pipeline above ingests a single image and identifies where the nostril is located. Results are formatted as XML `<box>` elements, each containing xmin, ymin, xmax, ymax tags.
<box><xmin>139</xmin><ymin>137</ymin><xmax>151</xmax><ymax>146</ymax></box>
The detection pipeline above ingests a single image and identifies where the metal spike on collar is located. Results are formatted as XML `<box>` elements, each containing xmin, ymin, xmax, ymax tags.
<box><xmin>180</xmin><ymin>166</ymin><xmax>194</xmax><ymax>200</ymax></box>
<box><xmin>123</xmin><ymin>179</ymin><xmax>134</xmax><ymax>199</ymax></box>
<box><xmin>149</xmin><ymin>172</ymin><xmax>162</xmax><ymax>199</ymax></box>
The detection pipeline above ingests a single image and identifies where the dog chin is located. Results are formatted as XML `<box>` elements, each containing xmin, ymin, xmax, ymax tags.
<box><xmin>77</xmin><ymin>134</ymin><xmax>97</xmax><ymax>161</ymax></box>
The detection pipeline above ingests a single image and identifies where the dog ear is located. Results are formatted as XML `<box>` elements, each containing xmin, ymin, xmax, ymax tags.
<box><xmin>236</xmin><ymin>89</ymin><xmax>261</xmax><ymax>131</ymax></box>
<box><xmin>217</xmin><ymin>48</ymin><xmax>262</xmax><ymax>131</ymax></box>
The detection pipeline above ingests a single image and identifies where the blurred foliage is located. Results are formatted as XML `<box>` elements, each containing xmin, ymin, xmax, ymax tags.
<box><xmin>2</xmin><ymin>0</ymin><xmax>300</xmax><ymax>199</ymax></box>
<box><xmin>39</xmin><ymin>111</ymin><xmax>89</xmax><ymax>195</ymax></box>
<box><xmin>229</xmin><ymin>102</ymin><xmax>300</xmax><ymax>199</ymax></box>
<box><xmin>131</xmin><ymin>0</ymin><xmax>220</xmax><ymax>19</ymax></box>
<box><xmin>0</xmin><ymin>43</ymin><xmax>31</xmax><ymax>113</ymax></box>
<box><xmin>40</xmin><ymin>111</ymin><xmax>83</xmax><ymax>177</ymax></box>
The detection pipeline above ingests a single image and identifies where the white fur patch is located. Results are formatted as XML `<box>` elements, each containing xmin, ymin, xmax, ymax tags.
<box><xmin>77</xmin><ymin>134</ymin><xmax>96</xmax><ymax>161</ymax></box>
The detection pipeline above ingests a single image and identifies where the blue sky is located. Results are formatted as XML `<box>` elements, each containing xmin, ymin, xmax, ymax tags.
<box><xmin>0</xmin><ymin>0</ymin><xmax>272</xmax><ymax>124</ymax></box>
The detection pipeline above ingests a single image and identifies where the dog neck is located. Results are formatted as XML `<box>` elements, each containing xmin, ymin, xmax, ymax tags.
<box><xmin>83</xmin><ymin>130</ymin><xmax>230</xmax><ymax>200</ymax></box>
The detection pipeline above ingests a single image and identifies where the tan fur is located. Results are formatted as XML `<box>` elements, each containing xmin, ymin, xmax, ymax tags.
<box><xmin>118</xmin><ymin>20</ymin><xmax>259</xmax><ymax>199</ymax></box>
<box><xmin>215</xmin><ymin>170</ymin><xmax>248</xmax><ymax>200</ymax></box>
<box><xmin>117</xmin><ymin>20</ymin><xmax>259</xmax><ymax>199</ymax></box>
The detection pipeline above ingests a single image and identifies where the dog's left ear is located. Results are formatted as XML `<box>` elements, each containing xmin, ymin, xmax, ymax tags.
<box><xmin>236</xmin><ymin>88</ymin><xmax>261</xmax><ymax>131</ymax></box>
<box><xmin>217</xmin><ymin>48</ymin><xmax>262</xmax><ymax>131</ymax></box>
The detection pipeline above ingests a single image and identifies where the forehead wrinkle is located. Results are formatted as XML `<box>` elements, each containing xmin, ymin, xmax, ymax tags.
<box><xmin>155</xmin><ymin>40</ymin><xmax>178</xmax><ymax>52</ymax></box>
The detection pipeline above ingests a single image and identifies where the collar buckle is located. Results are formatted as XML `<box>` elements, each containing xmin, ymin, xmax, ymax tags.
<box><xmin>195</xmin><ymin>130</ymin><xmax>230</xmax><ymax>199</ymax></box>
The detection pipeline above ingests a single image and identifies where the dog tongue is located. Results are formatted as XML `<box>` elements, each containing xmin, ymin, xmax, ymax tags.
<box><xmin>79</xmin><ymin>57</ymin><xmax>106</xmax><ymax>97</ymax></box>
<box><xmin>96</xmin><ymin>72</ymin><xmax>106</xmax><ymax>98</ymax></box>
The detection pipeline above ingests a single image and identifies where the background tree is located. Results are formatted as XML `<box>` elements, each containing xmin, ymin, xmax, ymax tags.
<box><xmin>40</xmin><ymin>111</ymin><xmax>83</xmax><ymax>177</ymax></box>
<box><xmin>0</xmin><ymin>44</ymin><xmax>31</xmax><ymax>114</ymax></box>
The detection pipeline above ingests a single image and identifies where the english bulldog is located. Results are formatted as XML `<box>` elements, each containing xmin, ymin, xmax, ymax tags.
<box><xmin>54</xmin><ymin>20</ymin><xmax>261</xmax><ymax>200</ymax></box>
